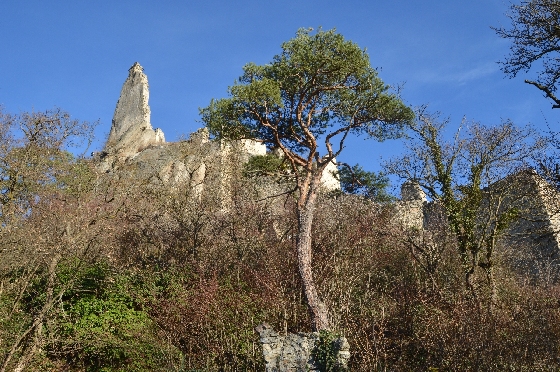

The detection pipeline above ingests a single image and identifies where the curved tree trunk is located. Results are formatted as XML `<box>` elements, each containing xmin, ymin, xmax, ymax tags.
<box><xmin>296</xmin><ymin>174</ymin><xmax>330</xmax><ymax>331</ymax></box>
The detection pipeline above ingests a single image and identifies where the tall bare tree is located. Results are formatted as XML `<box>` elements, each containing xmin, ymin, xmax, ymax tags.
<box><xmin>494</xmin><ymin>0</ymin><xmax>560</xmax><ymax>108</ymax></box>
<box><xmin>385</xmin><ymin>111</ymin><xmax>545</xmax><ymax>308</ymax></box>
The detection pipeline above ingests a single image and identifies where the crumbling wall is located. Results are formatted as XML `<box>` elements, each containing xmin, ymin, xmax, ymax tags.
<box><xmin>493</xmin><ymin>170</ymin><xmax>560</xmax><ymax>280</ymax></box>
<box><xmin>393</xmin><ymin>173</ymin><xmax>560</xmax><ymax>281</ymax></box>
<box><xmin>393</xmin><ymin>180</ymin><xmax>427</xmax><ymax>229</ymax></box>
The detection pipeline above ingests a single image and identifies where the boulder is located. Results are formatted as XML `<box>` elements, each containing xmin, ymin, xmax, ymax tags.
<box><xmin>255</xmin><ymin>323</ymin><xmax>350</xmax><ymax>371</ymax></box>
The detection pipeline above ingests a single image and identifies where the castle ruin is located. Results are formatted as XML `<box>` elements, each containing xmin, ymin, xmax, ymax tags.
<box><xmin>91</xmin><ymin>63</ymin><xmax>560</xmax><ymax>370</ymax></box>
<box><xmin>97</xmin><ymin>62</ymin><xmax>560</xmax><ymax>278</ymax></box>
<box><xmin>96</xmin><ymin>62</ymin><xmax>340</xmax><ymax>199</ymax></box>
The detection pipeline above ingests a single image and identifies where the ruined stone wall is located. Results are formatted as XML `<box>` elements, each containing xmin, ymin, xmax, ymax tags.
<box><xmin>491</xmin><ymin>170</ymin><xmax>560</xmax><ymax>280</ymax></box>
<box><xmin>393</xmin><ymin>180</ymin><xmax>428</xmax><ymax>229</ymax></box>
<box><xmin>393</xmin><ymin>173</ymin><xmax>560</xmax><ymax>281</ymax></box>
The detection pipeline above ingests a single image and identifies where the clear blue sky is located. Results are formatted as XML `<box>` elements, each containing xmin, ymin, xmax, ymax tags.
<box><xmin>0</xmin><ymin>0</ymin><xmax>553</xmax><ymax>175</ymax></box>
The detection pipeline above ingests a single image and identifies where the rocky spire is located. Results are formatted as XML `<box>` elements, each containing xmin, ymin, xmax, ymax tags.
<box><xmin>105</xmin><ymin>62</ymin><xmax>164</xmax><ymax>159</ymax></box>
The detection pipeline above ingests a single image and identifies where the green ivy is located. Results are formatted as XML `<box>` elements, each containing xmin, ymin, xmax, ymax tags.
<box><xmin>51</xmin><ymin>262</ymin><xmax>181</xmax><ymax>371</ymax></box>
<box><xmin>312</xmin><ymin>330</ymin><xmax>347</xmax><ymax>372</ymax></box>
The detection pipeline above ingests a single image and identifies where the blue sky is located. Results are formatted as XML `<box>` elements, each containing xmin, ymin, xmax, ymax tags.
<box><xmin>0</xmin><ymin>0</ymin><xmax>554</xmax><ymax>176</ymax></box>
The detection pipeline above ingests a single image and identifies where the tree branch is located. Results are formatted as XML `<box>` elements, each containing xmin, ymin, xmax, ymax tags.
<box><xmin>525</xmin><ymin>79</ymin><xmax>560</xmax><ymax>108</ymax></box>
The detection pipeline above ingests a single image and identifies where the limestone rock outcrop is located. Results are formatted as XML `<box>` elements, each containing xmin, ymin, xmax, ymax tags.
<box><xmin>105</xmin><ymin>62</ymin><xmax>164</xmax><ymax>160</ymax></box>
<box><xmin>95</xmin><ymin>62</ymin><xmax>340</xmax><ymax>203</ymax></box>
<box><xmin>95</xmin><ymin>62</ymin><xmax>340</xmax><ymax>192</ymax></box>
<box><xmin>255</xmin><ymin>323</ymin><xmax>350</xmax><ymax>372</ymax></box>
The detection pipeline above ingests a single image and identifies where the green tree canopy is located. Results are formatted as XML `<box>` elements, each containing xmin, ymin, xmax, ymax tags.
<box><xmin>200</xmin><ymin>28</ymin><xmax>414</xmax><ymax>169</ymax></box>
<box><xmin>338</xmin><ymin>164</ymin><xmax>394</xmax><ymax>202</ymax></box>
<box><xmin>200</xmin><ymin>28</ymin><xmax>413</xmax><ymax>331</ymax></box>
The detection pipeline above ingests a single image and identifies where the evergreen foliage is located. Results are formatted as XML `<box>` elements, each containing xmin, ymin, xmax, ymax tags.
<box><xmin>200</xmin><ymin>27</ymin><xmax>413</xmax><ymax>331</ymax></box>
<box><xmin>338</xmin><ymin>164</ymin><xmax>394</xmax><ymax>202</ymax></box>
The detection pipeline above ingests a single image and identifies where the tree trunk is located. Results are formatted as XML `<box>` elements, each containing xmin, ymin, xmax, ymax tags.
<box><xmin>296</xmin><ymin>174</ymin><xmax>330</xmax><ymax>331</ymax></box>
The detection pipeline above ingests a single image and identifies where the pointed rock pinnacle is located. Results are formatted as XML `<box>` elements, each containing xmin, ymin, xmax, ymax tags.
<box><xmin>105</xmin><ymin>62</ymin><xmax>165</xmax><ymax>159</ymax></box>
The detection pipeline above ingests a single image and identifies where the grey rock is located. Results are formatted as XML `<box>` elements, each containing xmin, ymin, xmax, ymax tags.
<box><xmin>95</xmin><ymin>62</ymin><xmax>340</xmax><ymax>205</ymax></box>
<box><xmin>105</xmin><ymin>62</ymin><xmax>164</xmax><ymax>159</ymax></box>
<box><xmin>255</xmin><ymin>323</ymin><xmax>350</xmax><ymax>372</ymax></box>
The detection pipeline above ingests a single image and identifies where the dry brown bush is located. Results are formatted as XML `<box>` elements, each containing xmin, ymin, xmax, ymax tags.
<box><xmin>3</xmin><ymin>135</ymin><xmax>560</xmax><ymax>370</ymax></box>
<box><xmin>111</xmin><ymin>178</ymin><xmax>560</xmax><ymax>370</ymax></box>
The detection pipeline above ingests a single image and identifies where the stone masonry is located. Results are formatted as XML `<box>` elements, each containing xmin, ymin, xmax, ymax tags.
<box><xmin>395</xmin><ymin>174</ymin><xmax>560</xmax><ymax>280</ymax></box>
<box><xmin>394</xmin><ymin>180</ymin><xmax>427</xmax><ymax>230</ymax></box>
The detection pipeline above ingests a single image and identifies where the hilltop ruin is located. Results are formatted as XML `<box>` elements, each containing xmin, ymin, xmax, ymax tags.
<box><xmin>96</xmin><ymin>62</ymin><xmax>340</xmax><ymax>200</ymax></box>
<box><xmin>95</xmin><ymin>63</ymin><xmax>560</xmax><ymax>276</ymax></box>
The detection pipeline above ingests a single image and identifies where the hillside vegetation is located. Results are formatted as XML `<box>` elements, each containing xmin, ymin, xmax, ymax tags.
<box><xmin>1</xmin><ymin>108</ymin><xmax>560</xmax><ymax>371</ymax></box>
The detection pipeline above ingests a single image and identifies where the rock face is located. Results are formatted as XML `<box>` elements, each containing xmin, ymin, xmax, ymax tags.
<box><xmin>320</xmin><ymin>158</ymin><xmax>340</xmax><ymax>191</ymax></box>
<box><xmin>255</xmin><ymin>323</ymin><xmax>350</xmax><ymax>372</ymax></box>
<box><xmin>98</xmin><ymin>62</ymin><xmax>340</xmax><ymax>194</ymax></box>
<box><xmin>105</xmin><ymin>62</ymin><xmax>164</xmax><ymax>159</ymax></box>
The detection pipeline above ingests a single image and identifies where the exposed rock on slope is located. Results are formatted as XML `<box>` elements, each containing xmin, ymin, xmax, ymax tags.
<box><xmin>96</xmin><ymin>62</ymin><xmax>340</xmax><ymax>198</ymax></box>
<box><xmin>255</xmin><ymin>323</ymin><xmax>350</xmax><ymax>372</ymax></box>
<box><xmin>104</xmin><ymin>62</ymin><xmax>164</xmax><ymax>160</ymax></box>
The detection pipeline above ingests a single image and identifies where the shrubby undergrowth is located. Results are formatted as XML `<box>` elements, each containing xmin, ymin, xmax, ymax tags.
<box><xmin>1</xmin><ymin>108</ymin><xmax>559</xmax><ymax>371</ymax></box>
<box><xmin>2</xmin><ymin>169</ymin><xmax>560</xmax><ymax>371</ymax></box>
